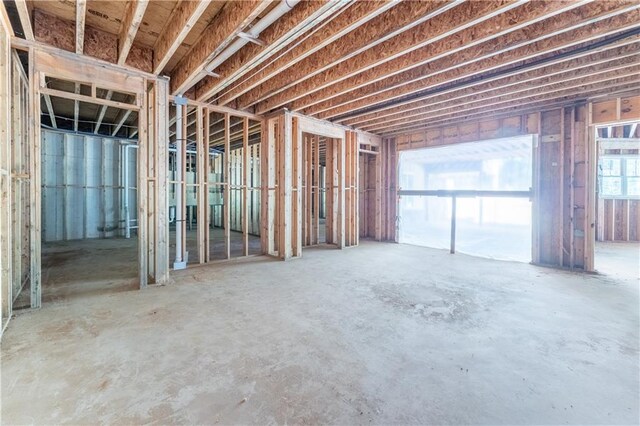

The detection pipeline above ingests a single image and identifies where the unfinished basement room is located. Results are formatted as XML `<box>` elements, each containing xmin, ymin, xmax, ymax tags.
<box><xmin>0</xmin><ymin>0</ymin><xmax>638</xmax><ymax>424</ymax></box>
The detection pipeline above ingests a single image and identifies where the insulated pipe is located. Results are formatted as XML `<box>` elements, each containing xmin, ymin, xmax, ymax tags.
<box><xmin>173</xmin><ymin>97</ymin><xmax>188</xmax><ymax>269</ymax></box>
<box><xmin>123</xmin><ymin>144</ymin><xmax>138</xmax><ymax>239</ymax></box>
<box><xmin>203</xmin><ymin>0</ymin><xmax>301</xmax><ymax>75</ymax></box>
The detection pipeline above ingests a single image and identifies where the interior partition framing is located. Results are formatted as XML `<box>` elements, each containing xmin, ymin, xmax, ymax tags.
<box><xmin>170</xmin><ymin>98</ymin><xmax>263</xmax><ymax>266</ymax></box>
<box><xmin>1</xmin><ymin>8</ymin><xmax>13</xmax><ymax>336</ymax></box>
<box><xmin>262</xmin><ymin>111</ymin><xmax>362</xmax><ymax>260</ymax></box>
<box><xmin>6</xmin><ymin>39</ymin><xmax>171</xmax><ymax>312</ymax></box>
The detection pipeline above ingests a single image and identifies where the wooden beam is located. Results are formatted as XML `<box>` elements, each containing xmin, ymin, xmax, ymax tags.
<box><xmin>255</xmin><ymin>0</ymin><xmax>588</xmax><ymax>114</ymax></box>
<box><xmin>242</xmin><ymin>117</ymin><xmax>249</xmax><ymax>256</ymax></box>
<box><xmin>74</xmin><ymin>0</ymin><xmax>86</xmax><ymax>138</ymax></box>
<box><xmin>14</xmin><ymin>0</ymin><xmax>33</xmax><ymax>40</ymax></box>
<box><xmin>363</xmin><ymin>62</ymin><xmax>640</xmax><ymax>132</ymax></box>
<box><xmin>195</xmin><ymin>0</ymin><xmax>343</xmax><ymax>102</ymax></box>
<box><xmin>118</xmin><ymin>0</ymin><xmax>149</xmax><ymax>65</ymax></box>
<box><xmin>224</xmin><ymin>113</ymin><xmax>231</xmax><ymax>259</ymax></box>
<box><xmin>94</xmin><ymin>91</ymin><xmax>111</xmax><ymax>134</ymax></box>
<box><xmin>236</xmin><ymin>0</ymin><xmax>460</xmax><ymax>110</ymax></box>
<box><xmin>346</xmin><ymin>41</ymin><xmax>639</xmax><ymax>128</ymax></box>
<box><xmin>381</xmin><ymin>82</ymin><xmax>640</xmax><ymax>136</ymax></box>
<box><xmin>153</xmin><ymin>0</ymin><xmax>210</xmax><ymax>75</ymax></box>
<box><xmin>314</xmin><ymin>4</ymin><xmax>640</xmax><ymax>120</ymax></box>
<box><xmin>75</xmin><ymin>0</ymin><xmax>87</xmax><ymax>54</ymax></box>
<box><xmin>170</xmin><ymin>0</ymin><xmax>272</xmax><ymax>95</ymax></box>
<box><xmin>112</xmin><ymin>109</ymin><xmax>133</xmax><ymax>136</ymax></box>
<box><xmin>42</xmin><ymin>92</ymin><xmax>57</xmax><ymax>128</ymax></box>
<box><xmin>209</xmin><ymin>0</ymin><xmax>396</xmax><ymax>105</ymax></box>
<box><xmin>39</xmin><ymin>87</ymin><xmax>140</xmax><ymax>111</ymax></box>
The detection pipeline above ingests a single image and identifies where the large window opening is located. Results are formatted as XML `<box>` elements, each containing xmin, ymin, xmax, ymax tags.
<box><xmin>398</xmin><ymin>135</ymin><xmax>534</xmax><ymax>262</ymax></box>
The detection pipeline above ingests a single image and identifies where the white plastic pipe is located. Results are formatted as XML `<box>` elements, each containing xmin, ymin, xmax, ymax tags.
<box><xmin>123</xmin><ymin>144</ymin><xmax>138</xmax><ymax>238</ymax></box>
<box><xmin>204</xmin><ymin>0</ymin><xmax>301</xmax><ymax>74</ymax></box>
<box><xmin>173</xmin><ymin>97</ymin><xmax>187</xmax><ymax>269</ymax></box>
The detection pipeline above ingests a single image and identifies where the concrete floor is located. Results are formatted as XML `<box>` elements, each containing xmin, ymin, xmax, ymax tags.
<box><xmin>1</xmin><ymin>241</ymin><xmax>638</xmax><ymax>424</ymax></box>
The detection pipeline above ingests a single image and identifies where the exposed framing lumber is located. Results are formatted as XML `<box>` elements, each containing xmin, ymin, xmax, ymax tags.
<box><xmin>111</xmin><ymin>109</ymin><xmax>133</xmax><ymax>136</ymax></box>
<box><xmin>254</xmin><ymin>0</ymin><xmax>585</xmax><ymax>114</ymax></box>
<box><xmin>29</xmin><ymin>49</ymin><xmax>42</xmax><ymax>308</ymax></box>
<box><xmin>238</xmin><ymin>0</ymin><xmax>462</xmax><ymax>111</ymax></box>
<box><xmin>153</xmin><ymin>0</ymin><xmax>210</xmax><ymax>75</ymax></box>
<box><xmin>196</xmin><ymin>106</ymin><xmax>206</xmax><ymax>263</ymax></box>
<box><xmin>381</xmin><ymin>80</ymin><xmax>640</xmax><ymax>137</ymax></box>
<box><xmin>94</xmin><ymin>91</ymin><xmax>111</xmax><ymax>134</ymax></box>
<box><xmin>308</xmin><ymin>2</ymin><xmax>638</xmax><ymax>119</ymax></box>
<box><xmin>209</xmin><ymin>0</ymin><xmax>396</xmax><ymax>105</ymax></box>
<box><xmin>39</xmin><ymin>87</ymin><xmax>141</xmax><ymax>111</ymax></box>
<box><xmin>13</xmin><ymin>0</ymin><xmax>33</xmax><ymax>40</ymax></box>
<box><xmin>367</xmin><ymin>65</ymin><xmax>640</xmax><ymax>133</ymax></box>
<box><xmin>345</xmin><ymin>40</ymin><xmax>640</xmax><ymax>127</ymax></box>
<box><xmin>242</xmin><ymin>117</ymin><xmax>250</xmax><ymax>256</ymax></box>
<box><xmin>0</xmin><ymin>5</ymin><xmax>12</xmax><ymax>333</ymax></box>
<box><xmin>118</xmin><ymin>0</ymin><xmax>149</xmax><ymax>66</ymax></box>
<box><xmin>42</xmin><ymin>89</ymin><xmax>57</xmax><ymax>128</ymax></box>
<box><xmin>195</xmin><ymin>0</ymin><xmax>346</xmax><ymax>102</ymax></box>
<box><xmin>170</xmin><ymin>0</ymin><xmax>271</xmax><ymax>95</ymax></box>
<box><xmin>73</xmin><ymin>0</ymin><xmax>87</xmax><ymax>133</ymax></box>
<box><xmin>223</xmin><ymin>113</ymin><xmax>231</xmax><ymax>259</ymax></box>
<box><xmin>75</xmin><ymin>0</ymin><xmax>87</xmax><ymax>54</ymax></box>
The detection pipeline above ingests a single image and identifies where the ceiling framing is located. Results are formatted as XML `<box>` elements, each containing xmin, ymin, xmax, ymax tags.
<box><xmin>3</xmin><ymin>0</ymin><xmax>639</xmax><ymax>138</ymax></box>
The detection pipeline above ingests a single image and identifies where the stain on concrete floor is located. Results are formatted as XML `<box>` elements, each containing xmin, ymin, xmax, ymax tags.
<box><xmin>1</xmin><ymin>241</ymin><xmax>638</xmax><ymax>424</ymax></box>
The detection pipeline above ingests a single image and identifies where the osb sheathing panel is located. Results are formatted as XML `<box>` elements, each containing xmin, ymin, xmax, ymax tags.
<box><xmin>33</xmin><ymin>8</ymin><xmax>151</xmax><ymax>70</ymax></box>
<box><xmin>312</xmin><ymin>4</ymin><xmax>639</xmax><ymax>120</ymax></box>
<box><xmin>238</xmin><ymin>0</ymin><xmax>452</xmax><ymax>109</ymax></box>
<box><xmin>592</xmin><ymin>99</ymin><xmax>619</xmax><ymax>123</ymax></box>
<box><xmin>620</xmin><ymin>95</ymin><xmax>640</xmax><ymax>121</ymax></box>
<box><xmin>34</xmin><ymin>9</ymin><xmax>74</xmax><ymax>52</ymax></box>
<box><xmin>126</xmin><ymin>43</ymin><xmax>153</xmax><ymax>73</ymax></box>
<box><xmin>85</xmin><ymin>25</ymin><xmax>117</xmax><ymax>63</ymax></box>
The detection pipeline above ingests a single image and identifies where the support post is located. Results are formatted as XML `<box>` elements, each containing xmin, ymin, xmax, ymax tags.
<box><xmin>450</xmin><ymin>196</ymin><xmax>456</xmax><ymax>254</ymax></box>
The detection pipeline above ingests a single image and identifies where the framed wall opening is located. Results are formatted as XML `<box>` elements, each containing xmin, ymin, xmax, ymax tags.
<box><xmin>398</xmin><ymin>135</ymin><xmax>534</xmax><ymax>262</ymax></box>
<box><xmin>15</xmin><ymin>46</ymin><xmax>172</xmax><ymax>310</ymax></box>
<box><xmin>593</xmin><ymin>122</ymin><xmax>640</xmax><ymax>278</ymax></box>
<box><xmin>27</xmin><ymin>68</ymin><xmax>145</xmax><ymax>305</ymax></box>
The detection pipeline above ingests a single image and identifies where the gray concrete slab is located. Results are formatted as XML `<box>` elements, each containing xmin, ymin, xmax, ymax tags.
<box><xmin>1</xmin><ymin>241</ymin><xmax>638</xmax><ymax>424</ymax></box>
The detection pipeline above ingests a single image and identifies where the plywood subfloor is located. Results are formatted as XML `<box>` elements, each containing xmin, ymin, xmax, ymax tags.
<box><xmin>2</xmin><ymin>242</ymin><xmax>638</xmax><ymax>424</ymax></box>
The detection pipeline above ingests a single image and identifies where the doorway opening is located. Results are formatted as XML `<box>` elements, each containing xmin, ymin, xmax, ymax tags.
<box><xmin>32</xmin><ymin>77</ymin><xmax>141</xmax><ymax>305</ymax></box>
<box><xmin>302</xmin><ymin>134</ymin><xmax>334</xmax><ymax>247</ymax></box>
<box><xmin>594</xmin><ymin>122</ymin><xmax>640</xmax><ymax>279</ymax></box>
<box><xmin>398</xmin><ymin>135</ymin><xmax>534</xmax><ymax>262</ymax></box>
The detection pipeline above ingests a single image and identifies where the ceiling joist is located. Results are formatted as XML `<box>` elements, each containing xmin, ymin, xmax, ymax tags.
<box><xmin>153</xmin><ymin>0</ymin><xmax>211</xmax><ymax>75</ymax></box>
<box><xmin>118</xmin><ymin>0</ymin><xmax>150</xmax><ymax>65</ymax></box>
<box><xmin>170</xmin><ymin>0</ymin><xmax>273</xmax><ymax>95</ymax></box>
<box><xmin>317</xmin><ymin>5</ymin><xmax>640</xmax><ymax>122</ymax></box>
<box><xmin>205</xmin><ymin>0</ymin><xmax>398</xmax><ymax>105</ymax></box>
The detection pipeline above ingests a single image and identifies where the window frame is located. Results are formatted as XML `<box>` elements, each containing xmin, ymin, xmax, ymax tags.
<box><xmin>598</xmin><ymin>155</ymin><xmax>640</xmax><ymax>200</ymax></box>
